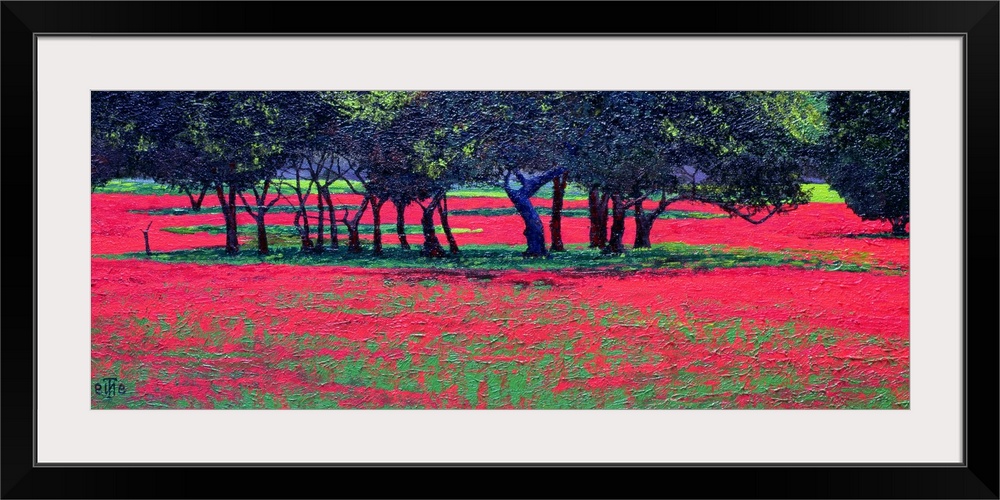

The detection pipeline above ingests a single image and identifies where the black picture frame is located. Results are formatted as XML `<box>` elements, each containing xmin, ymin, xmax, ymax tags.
<box><xmin>2</xmin><ymin>2</ymin><xmax>997</xmax><ymax>498</ymax></box>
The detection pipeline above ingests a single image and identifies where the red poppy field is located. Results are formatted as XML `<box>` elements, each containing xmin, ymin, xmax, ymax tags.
<box><xmin>91</xmin><ymin>186</ymin><xmax>909</xmax><ymax>409</ymax></box>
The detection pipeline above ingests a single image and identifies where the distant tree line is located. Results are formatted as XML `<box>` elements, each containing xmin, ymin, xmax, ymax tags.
<box><xmin>91</xmin><ymin>90</ymin><xmax>910</xmax><ymax>257</ymax></box>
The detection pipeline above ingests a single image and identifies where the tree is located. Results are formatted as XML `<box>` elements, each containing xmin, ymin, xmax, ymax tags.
<box><xmin>91</xmin><ymin>92</ymin><xmax>185</xmax><ymax>189</ymax></box>
<box><xmin>333</xmin><ymin>91</ymin><xmax>424</xmax><ymax>255</ymax></box>
<box><xmin>91</xmin><ymin>92</ymin><xmax>220</xmax><ymax>210</ymax></box>
<box><xmin>238</xmin><ymin>178</ymin><xmax>285</xmax><ymax>255</ymax></box>
<box><xmin>659</xmin><ymin>92</ymin><xmax>815</xmax><ymax>235</ymax></box>
<box><xmin>139</xmin><ymin>92</ymin><xmax>218</xmax><ymax>211</ymax></box>
<box><xmin>91</xmin><ymin>92</ymin><xmax>141</xmax><ymax>187</ymax></box>
<box><xmin>543</xmin><ymin>91</ymin><xmax>603</xmax><ymax>251</ymax></box>
<box><xmin>276</xmin><ymin>91</ymin><xmax>355</xmax><ymax>252</ymax></box>
<box><xmin>90</xmin><ymin>90</ymin><xmax>821</xmax><ymax>260</ymax></box>
<box><xmin>565</xmin><ymin>91</ymin><xmax>817</xmax><ymax>253</ymax></box>
<box><xmin>567</xmin><ymin>92</ymin><xmax>676</xmax><ymax>253</ymax></box>
<box><xmin>188</xmin><ymin>91</ymin><xmax>290</xmax><ymax>255</ymax></box>
<box><xmin>462</xmin><ymin>91</ymin><xmax>568</xmax><ymax>257</ymax></box>
<box><xmin>236</xmin><ymin>92</ymin><xmax>296</xmax><ymax>255</ymax></box>
<box><xmin>356</xmin><ymin>91</ymin><xmax>482</xmax><ymax>258</ymax></box>
<box><xmin>150</xmin><ymin>140</ymin><xmax>214</xmax><ymax>211</ymax></box>
<box><xmin>824</xmin><ymin>91</ymin><xmax>909</xmax><ymax>235</ymax></box>
<box><xmin>548</xmin><ymin>171</ymin><xmax>569</xmax><ymax>251</ymax></box>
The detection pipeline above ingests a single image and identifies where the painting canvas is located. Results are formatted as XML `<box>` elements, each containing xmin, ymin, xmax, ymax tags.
<box><xmin>90</xmin><ymin>91</ymin><xmax>909</xmax><ymax>409</ymax></box>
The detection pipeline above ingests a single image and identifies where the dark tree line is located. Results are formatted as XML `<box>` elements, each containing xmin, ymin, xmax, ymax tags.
<box><xmin>91</xmin><ymin>90</ymin><xmax>910</xmax><ymax>257</ymax></box>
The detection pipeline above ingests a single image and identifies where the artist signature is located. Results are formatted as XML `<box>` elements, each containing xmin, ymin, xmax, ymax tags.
<box><xmin>94</xmin><ymin>377</ymin><xmax>128</xmax><ymax>400</ymax></box>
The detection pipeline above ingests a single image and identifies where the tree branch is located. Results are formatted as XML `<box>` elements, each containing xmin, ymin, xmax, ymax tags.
<box><xmin>718</xmin><ymin>203</ymin><xmax>796</xmax><ymax>225</ymax></box>
<box><xmin>342</xmin><ymin>197</ymin><xmax>371</xmax><ymax>226</ymax></box>
<box><xmin>650</xmin><ymin>190</ymin><xmax>679</xmax><ymax>219</ymax></box>
<box><xmin>623</xmin><ymin>193</ymin><xmax>649</xmax><ymax>210</ymax></box>
<box><xmin>237</xmin><ymin>191</ymin><xmax>258</xmax><ymax>219</ymax></box>
<box><xmin>503</xmin><ymin>170</ymin><xmax>514</xmax><ymax>195</ymax></box>
<box><xmin>342</xmin><ymin>175</ymin><xmax>362</xmax><ymax>195</ymax></box>
<box><xmin>279</xmin><ymin>192</ymin><xmax>300</xmax><ymax>209</ymax></box>
<box><xmin>510</xmin><ymin>166</ymin><xmax>567</xmax><ymax>197</ymax></box>
<box><xmin>514</xmin><ymin>170</ymin><xmax>527</xmax><ymax>188</ymax></box>
<box><xmin>266</xmin><ymin>185</ymin><xmax>285</xmax><ymax>209</ymax></box>
<box><xmin>261</xmin><ymin>178</ymin><xmax>271</xmax><ymax>198</ymax></box>
<box><xmin>353</xmin><ymin>196</ymin><xmax>372</xmax><ymax>225</ymax></box>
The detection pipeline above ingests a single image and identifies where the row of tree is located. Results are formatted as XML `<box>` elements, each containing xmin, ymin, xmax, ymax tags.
<box><xmin>91</xmin><ymin>90</ymin><xmax>909</xmax><ymax>258</ymax></box>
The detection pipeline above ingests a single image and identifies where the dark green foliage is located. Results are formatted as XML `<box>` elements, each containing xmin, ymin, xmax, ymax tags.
<box><xmin>823</xmin><ymin>91</ymin><xmax>909</xmax><ymax>235</ymax></box>
<box><xmin>91</xmin><ymin>92</ymin><xmax>194</xmax><ymax>187</ymax></box>
<box><xmin>703</xmin><ymin>153</ymin><xmax>811</xmax><ymax>224</ymax></box>
<box><xmin>92</xmin><ymin>91</ymin><xmax>908</xmax><ymax>255</ymax></box>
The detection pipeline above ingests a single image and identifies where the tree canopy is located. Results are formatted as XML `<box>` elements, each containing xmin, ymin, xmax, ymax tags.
<box><xmin>824</xmin><ymin>91</ymin><xmax>909</xmax><ymax>235</ymax></box>
<box><xmin>91</xmin><ymin>90</ymin><xmax>909</xmax><ymax>256</ymax></box>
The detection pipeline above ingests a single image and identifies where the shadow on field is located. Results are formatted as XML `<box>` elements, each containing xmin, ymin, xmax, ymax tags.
<box><xmin>97</xmin><ymin>241</ymin><xmax>881</xmax><ymax>275</ymax></box>
<box><xmin>808</xmin><ymin>230</ymin><xmax>909</xmax><ymax>240</ymax></box>
<box><xmin>841</xmin><ymin>232</ymin><xmax>909</xmax><ymax>240</ymax></box>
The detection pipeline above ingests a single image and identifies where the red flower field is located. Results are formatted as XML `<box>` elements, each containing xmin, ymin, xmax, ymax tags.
<box><xmin>91</xmin><ymin>188</ymin><xmax>909</xmax><ymax>409</ymax></box>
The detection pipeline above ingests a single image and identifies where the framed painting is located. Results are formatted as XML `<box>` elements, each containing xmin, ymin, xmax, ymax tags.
<box><xmin>3</xmin><ymin>1</ymin><xmax>996</xmax><ymax>498</ymax></box>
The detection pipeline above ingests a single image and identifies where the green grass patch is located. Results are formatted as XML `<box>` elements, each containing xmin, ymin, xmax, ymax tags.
<box><xmin>93</xmin><ymin>179</ymin><xmax>182</xmax><ymax>196</ymax></box>
<box><xmin>843</xmin><ymin>232</ymin><xmax>909</xmax><ymax>240</ymax></box>
<box><xmin>97</xmin><ymin>241</ymin><xmax>878</xmax><ymax>273</ymax></box>
<box><xmin>802</xmin><ymin>183</ymin><xmax>845</xmax><ymax>203</ymax></box>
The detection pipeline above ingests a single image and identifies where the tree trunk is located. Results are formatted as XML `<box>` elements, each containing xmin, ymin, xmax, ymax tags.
<box><xmin>256</xmin><ymin>213</ymin><xmax>269</xmax><ymax>255</ymax></box>
<box><xmin>633</xmin><ymin>194</ymin><xmax>673</xmax><ymax>249</ymax></box>
<box><xmin>549</xmin><ymin>172</ymin><xmax>567</xmax><ymax>252</ymax></box>
<box><xmin>633</xmin><ymin>200</ymin><xmax>653</xmax><ymax>249</ymax></box>
<box><xmin>298</xmin><ymin>206</ymin><xmax>312</xmax><ymax>252</ymax></box>
<box><xmin>226</xmin><ymin>187</ymin><xmax>239</xmax><ymax>255</ymax></box>
<box><xmin>503</xmin><ymin>167</ymin><xmax>566</xmax><ymax>258</ymax></box>
<box><xmin>346</xmin><ymin>225</ymin><xmax>362</xmax><ymax>253</ymax></box>
<box><xmin>344</xmin><ymin>209</ymin><xmax>362</xmax><ymax>254</ymax></box>
<box><xmin>238</xmin><ymin>180</ymin><xmax>283</xmax><ymax>257</ymax></box>
<box><xmin>420</xmin><ymin>199</ymin><xmax>445</xmax><ymax>258</ymax></box>
<box><xmin>314</xmin><ymin>189</ymin><xmax>325</xmax><ymax>252</ymax></box>
<box><xmin>395</xmin><ymin>200</ymin><xmax>410</xmax><ymax>250</ymax></box>
<box><xmin>197</xmin><ymin>185</ymin><xmax>208</xmax><ymax>210</ymax></box>
<box><xmin>605</xmin><ymin>195</ymin><xmax>627</xmax><ymax>254</ymax></box>
<box><xmin>341</xmin><ymin>198</ymin><xmax>370</xmax><ymax>254</ymax></box>
<box><xmin>344</xmin><ymin>210</ymin><xmax>362</xmax><ymax>254</ymax></box>
<box><xmin>216</xmin><ymin>185</ymin><xmax>240</xmax><ymax>255</ymax></box>
<box><xmin>437</xmin><ymin>194</ymin><xmax>459</xmax><ymax>254</ymax></box>
<box><xmin>294</xmin><ymin>211</ymin><xmax>313</xmax><ymax>251</ymax></box>
<box><xmin>372</xmin><ymin>196</ymin><xmax>385</xmax><ymax>257</ymax></box>
<box><xmin>322</xmin><ymin>189</ymin><xmax>338</xmax><ymax>249</ymax></box>
<box><xmin>588</xmin><ymin>187</ymin><xmax>609</xmax><ymax>249</ymax></box>
<box><xmin>140</xmin><ymin>222</ymin><xmax>152</xmax><ymax>257</ymax></box>
<box><xmin>510</xmin><ymin>190</ymin><xmax>547</xmax><ymax>257</ymax></box>
<box><xmin>184</xmin><ymin>186</ymin><xmax>207</xmax><ymax>212</ymax></box>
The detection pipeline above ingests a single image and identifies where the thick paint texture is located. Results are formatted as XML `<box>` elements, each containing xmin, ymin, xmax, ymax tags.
<box><xmin>92</xmin><ymin>191</ymin><xmax>908</xmax><ymax>409</ymax></box>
